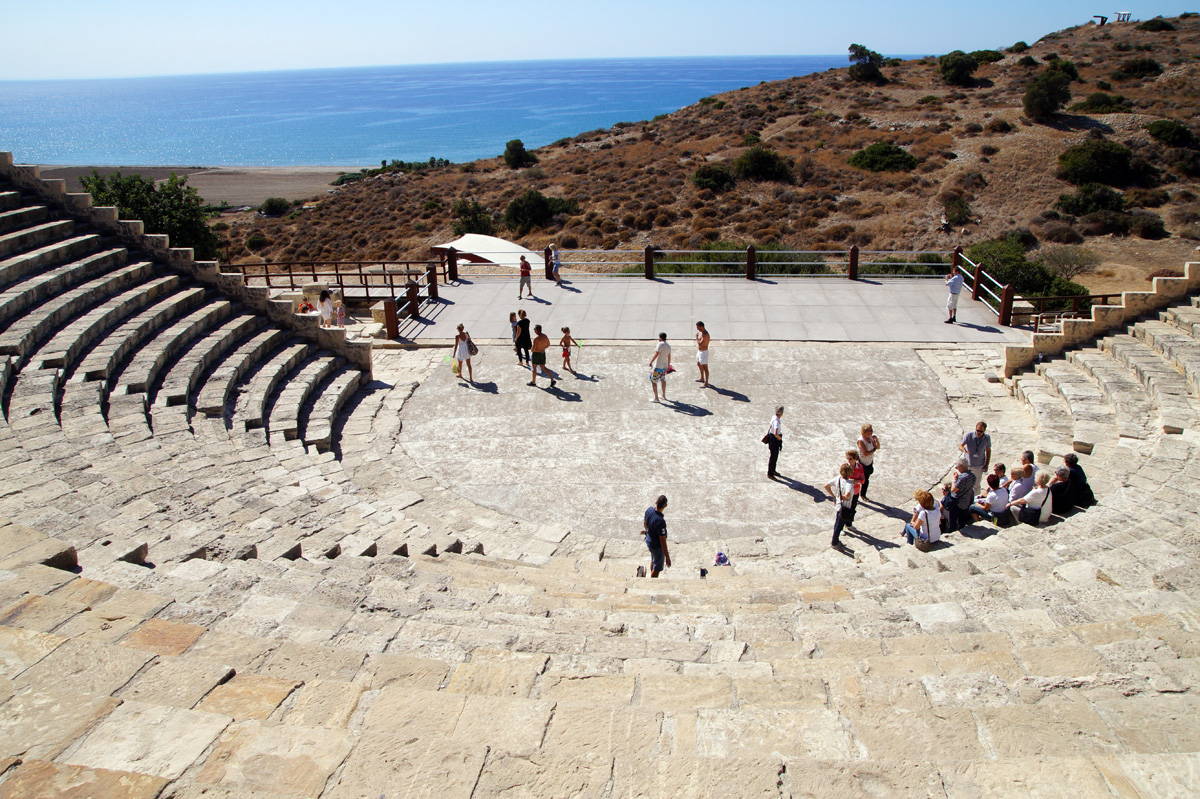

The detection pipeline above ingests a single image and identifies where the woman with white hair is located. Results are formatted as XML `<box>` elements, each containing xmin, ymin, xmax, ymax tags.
<box><xmin>1009</xmin><ymin>470</ymin><xmax>1050</xmax><ymax>525</ymax></box>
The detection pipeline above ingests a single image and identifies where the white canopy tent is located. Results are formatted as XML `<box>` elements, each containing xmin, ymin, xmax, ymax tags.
<box><xmin>431</xmin><ymin>234</ymin><xmax>540</xmax><ymax>270</ymax></box>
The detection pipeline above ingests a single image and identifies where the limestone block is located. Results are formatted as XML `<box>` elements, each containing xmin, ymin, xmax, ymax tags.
<box><xmin>862</xmin><ymin>655</ymin><xmax>940</xmax><ymax>679</ymax></box>
<box><xmin>539</xmin><ymin>674</ymin><xmax>636</xmax><ymax>707</ymax></box>
<box><xmin>13</xmin><ymin>638</ymin><xmax>154</xmax><ymax>696</ymax></box>
<box><xmin>196</xmin><ymin>674</ymin><xmax>299</xmax><ymax>720</ymax></box>
<box><xmin>0</xmin><ymin>687</ymin><xmax>119</xmax><ymax>759</ymax></box>
<box><xmin>883</xmin><ymin>634</ymin><xmax>954</xmax><ymax>657</ymax></box>
<box><xmin>1091</xmin><ymin>694</ymin><xmax>1200</xmax><ymax>753</ymax></box>
<box><xmin>542</xmin><ymin>705</ymin><xmax>666</xmax><ymax>756</ymax></box>
<box><xmin>50</xmin><ymin>577</ymin><xmax>119</xmax><ymax>605</ymax></box>
<box><xmin>327</xmin><ymin>737</ymin><xmax>486</xmax><ymax>799</ymax></box>
<box><xmin>610</xmin><ymin>754</ymin><xmax>785</xmax><ymax>798</ymax></box>
<box><xmin>921</xmin><ymin>673</ymin><xmax>1015</xmax><ymax>707</ymax></box>
<box><xmin>734</xmin><ymin>677</ymin><xmax>827</xmax><ymax>708</ymax></box>
<box><xmin>676</xmin><ymin>706</ymin><xmax>853</xmax><ymax>760</ymax></box>
<box><xmin>0</xmin><ymin>625</ymin><xmax>64</xmax><ymax>678</ymax></box>
<box><xmin>976</xmin><ymin>700</ymin><xmax>1122</xmax><ymax>758</ymax></box>
<box><xmin>1014</xmin><ymin>645</ymin><xmax>1107</xmax><ymax>678</ymax></box>
<box><xmin>0</xmin><ymin>594</ymin><xmax>87</xmax><ymax>632</ymax></box>
<box><xmin>357</xmin><ymin>652</ymin><xmax>450</xmax><ymax>690</ymax></box>
<box><xmin>258</xmin><ymin>642</ymin><xmax>365</xmax><ymax>683</ymax></box>
<box><xmin>936</xmin><ymin>651</ymin><xmax>1024</xmax><ymax>683</ymax></box>
<box><xmin>192</xmin><ymin>720</ymin><xmax>354</xmax><ymax>796</ymax></box>
<box><xmin>281</xmin><ymin>679</ymin><xmax>363</xmax><ymax>728</ymax></box>
<box><xmin>785</xmin><ymin>761</ymin><xmax>948</xmax><ymax>799</ymax></box>
<box><xmin>0</xmin><ymin>759</ymin><xmax>168</xmax><ymax>799</ymax></box>
<box><xmin>846</xmin><ymin>707</ymin><xmax>984</xmax><ymax>760</ymax></box>
<box><xmin>832</xmin><ymin>674</ymin><xmax>932</xmax><ymax>712</ymax></box>
<box><xmin>906</xmin><ymin>601</ymin><xmax>967</xmax><ymax>629</ymax></box>
<box><xmin>183</xmin><ymin>631</ymin><xmax>277</xmax><ymax>670</ymax></box>
<box><xmin>451</xmin><ymin>695</ymin><xmax>554</xmax><ymax>756</ymax></box>
<box><xmin>62</xmin><ymin>700</ymin><xmax>230</xmax><ymax>780</ymax></box>
<box><xmin>52</xmin><ymin>607</ymin><xmax>146</xmax><ymax>645</ymax></box>
<box><xmin>940</xmin><ymin>757</ymin><xmax>1119</xmax><ymax>799</ymax></box>
<box><xmin>120</xmin><ymin>618</ymin><xmax>206</xmax><ymax>656</ymax></box>
<box><xmin>445</xmin><ymin>661</ymin><xmax>541</xmax><ymax>698</ymax></box>
<box><xmin>473</xmin><ymin>752</ymin><xmax>610</xmax><ymax>799</ymax></box>
<box><xmin>117</xmin><ymin>657</ymin><xmax>235</xmax><ymax>709</ymax></box>
<box><xmin>1092</xmin><ymin>753</ymin><xmax>1200</xmax><ymax>799</ymax></box>
<box><xmin>638</xmin><ymin>675</ymin><xmax>734</xmax><ymax>710</ymax></box>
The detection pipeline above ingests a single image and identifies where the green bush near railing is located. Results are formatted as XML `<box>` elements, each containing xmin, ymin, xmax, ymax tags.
<box><xmin>858</xmin><ymin>253</ymin><xmax>949</xmax><ymax>276</ymax></box>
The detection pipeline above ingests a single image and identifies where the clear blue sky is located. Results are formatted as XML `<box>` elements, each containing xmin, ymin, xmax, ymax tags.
<box><xmin>1</xmin><ymin>1</ymin><xmax>1191</xmax><ymax>80</ymax></box>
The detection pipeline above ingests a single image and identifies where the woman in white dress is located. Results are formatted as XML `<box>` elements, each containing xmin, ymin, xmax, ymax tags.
<box><xmin>454</xmin><ymin>323</ymin><xmax>474</xmax><ymax>382</ymax></box>
<box><xmin>318</xmin><ymin>290</ymin><xmax>334</xmax><ymax>329</ymax></box>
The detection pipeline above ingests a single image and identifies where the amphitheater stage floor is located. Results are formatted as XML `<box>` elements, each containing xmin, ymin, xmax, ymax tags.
<box><xmin>395</xmin><ymin>276</ymin><xmax>1032</xmax><ymax>345</ymax></box>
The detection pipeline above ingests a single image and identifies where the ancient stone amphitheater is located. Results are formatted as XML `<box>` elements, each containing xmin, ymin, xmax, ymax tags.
<box><xmin>2</xmin><ymin>151</ymin><xmax>1199</xmax><ymax>798</ymax></box>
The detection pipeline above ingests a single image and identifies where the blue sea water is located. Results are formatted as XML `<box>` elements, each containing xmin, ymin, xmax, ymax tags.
<box><xmin>0</xmin><ymin>57</ymin><xmax>852</xmax><ymax>167</ymax></box>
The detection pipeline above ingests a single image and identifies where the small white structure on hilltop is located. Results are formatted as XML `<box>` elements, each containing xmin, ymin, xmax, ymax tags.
<box><xmin>431</xmin><ymin>234</ymin><xmax>539</xmax><ymax>270</ymax></box>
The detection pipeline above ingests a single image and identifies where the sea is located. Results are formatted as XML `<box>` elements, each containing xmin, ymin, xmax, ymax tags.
<box><xmin>0</xmin><ymin>56</ymin><xmax>854</xmax><ymax>168</ymax></box>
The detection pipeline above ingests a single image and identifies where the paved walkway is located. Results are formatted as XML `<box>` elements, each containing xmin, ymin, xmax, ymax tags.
<box><xmin>397</xmin><ymin>276</ymin><xmax>1031</xmax><ymax>344</ymax></box>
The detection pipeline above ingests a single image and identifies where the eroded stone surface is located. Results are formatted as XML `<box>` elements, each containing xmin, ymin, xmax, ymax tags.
<box><xmin>0</xmin><ymin>759</ymin><xmax>168</xmax><ymax>799</ymax></box>
<box><xmin>193</xmin><ymin>720</ymin><xmax>354</xmax><ymax>796</ymax></box>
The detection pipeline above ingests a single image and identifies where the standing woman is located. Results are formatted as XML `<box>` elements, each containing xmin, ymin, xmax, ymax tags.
<box><xmin>515</xmin><ymin>310</ymin><xmax>532</xmax><ymax>367</ymax></box>
<box><xmin>857</xmin><ymin>424</ymin><xmax>880</xmax><ymax>501</ymax></box>
<box><xmin>550</xmin><ymin>243</ymin><xmax>563</xmax><ymax>287</ymax></box>
<box><xmin>766</xmin><ymin>406</ymin><xmax>784</xmax><ymax>479</ymax></box>
<box><xmin>509</xmin><ymin>312</ymin><xmax>520</xmax><ymax>364</ymax></box>
<box><xmin>318</xmin><ymin>290</ymin><xmax>334</xmax><ymax>329</ymax></box>
<box><xmin>454</xmin><ymin>323</ymin><xmax>474</xmax><ymax>383</ymax></box>
<box><xmin>825</xmin><ymin>462</ymin><xmax>855</xmax><ymax>550</ymax></box>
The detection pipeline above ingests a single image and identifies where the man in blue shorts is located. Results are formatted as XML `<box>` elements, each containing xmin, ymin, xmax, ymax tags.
<box><xmin>643</xmin><ymin>495</ymin><xmax>671</xmax><ymax>578</ymax></box>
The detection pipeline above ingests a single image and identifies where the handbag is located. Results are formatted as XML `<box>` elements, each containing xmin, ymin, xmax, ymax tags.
<box><xmin>467</xmin><ymin>337</ymin><xmax>479</xmax><ymax>357</ymax></box>
<box><xmin>762</xmin><ymin>433</ymin><xmax>771</xmax><ymax>445</ymax></box>
<box><xmin>1018</xmin><ymin>505</ymin><xmax>1040</xmax><ymax>525</ymax></box>
<box><xmin>914</xmin><ymin>533</ymin><xmax>932</xmax><ymax>552</ymax></box>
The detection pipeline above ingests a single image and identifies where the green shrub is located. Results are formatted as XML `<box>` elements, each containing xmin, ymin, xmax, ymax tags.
<box><xmin>260</xmin><ymin>197</ymin><xmax>290</xmax><ymax>216</ymax></box>
<box><xmin>245</xmin><ymin>231</ymin><xmax>270</xmax><ymax>250</ymax></box>
<box><xmin>1057</xmin><ymin>139</ymin><xmax>1134</xmax><ymax>185</ymax></box>
<box><xmin>1008</xmin><ymin>41</ymin><xmax>1029</xmax><ymax>53</ymax></box>
<box><xmin>939</xmin><ymin>50</ymin><xmax>979</xmax><ymax>86</ymax></box>
<box><xmin>944</xmin><ymin>195</ymin><xmax>973</xmax><ymax>226</ymax></box>
<box><xmin>1023</xmin><ymin>70</ymin><xmax>1073</xmax><ymax>120</ymax></box>
<box><xmin>1017</xmin><ymin>55</ymin><xmax>1039</xmax><ymax>68</ymax></box>
<box><xmin>1130</xmin><ymin>211</ymin><xmax>1168</xmax><ymax>239</ymax></box>
<box><xmin>1055</xmin><ymin>183</ymin><xmax>1124</xmax><ymax>215</ymax></box>
<box><xmin>1113</xmin><ymin>57</ymin><xmax>1163</xmax><ymax>80</ymax></box>
<box><xmin>79</xmin><ymin>170</ymin><xmax>219</xmax><ymax>260</ymax></box>
<box><xmin>1146</xmin><ymin>119</ymin><xmax>1197</xmax><ymax>148</ymax></box>
<box><xmin>691</xmin><ymin>164</ymin><xmax>736</xmax><ymax>192</ymax></box>
<box><xmin>1046</xmin><ymin>58</ymin><xmax>1080</xmax><ymax>81</ymax></box>
<box><xmin>917</xmin><ymin>94</ymin><xmax>941</xmax><ymax>105</ymax></box>
<box><xmin>733</xmin><ymin>146</ymin><xmax>792</xmax><ymax>182</ymax></box>
<box><xmin>1136</xmin><ymin>18</ymin><xmax>1176</xmax><ymax>31</ymax></box>
<box><xmin>1124</xmin><ymin>188</ymin><xmax>1170</xmax><ymax>207</ymax></box>
<box><xmin>1080</xmin><ymin>210</ymin><xmax>1133</xmax><ymax>236</ymax></box>
<box><xmin>970</xmin><ymin>49</ymin><xmax>1005</xmax><ymax>64</ymax></box>
<box><xmin>1040</xmin><ymin>222</ymin><xmax>1085</xmax><ymax>244</ymax></box>
<box><xmin>503</xmin><ymin>190</ymin><xmax>578</xmax><ymax>234</ymax></box>
<box><xmin>1000</xmin><ymin>227</ymin><xmax>1039</xmax><ymax>250</ymax></box>
<box><xmin>967</xmin><ymin>236</ymin><xmax>1089</xmax><ymax>302</ymax></box>
<box><xmin>451</xmin><ymin>198</ymin><xmax>496</xmax><ymax>236</ymax></box>
<box><xmin>847</xmin><ymin>142</ymin><xmax>917</xmax><ymax>172</ymax></box>
<box><xmin>1168</xmin><ymin>148</ymin><xmax>1200</xmax><ymax>177</ymax></box>
<box><xmin>985</xmin><ymin>118</ymin><xmax>1014</xmax><ymax>133</ymax></box>
<box><xmin>848</xmin><ymin>43</ymin><xmax>885</xmax><ymax>83</ymax></box>
<box><xmin>332</xmin><ymin>172</ymin><xmax>365</xmax><ymax>185</ymax></box>
<box><xmin>502</xmin><ymin>139</ymin><xmax>538</xmax><ymax>169</ymax></box>
<box><xmin>1069</xmin><ymin>92</ymin><xmax>1132</xmax><ymax>113</ymax></box>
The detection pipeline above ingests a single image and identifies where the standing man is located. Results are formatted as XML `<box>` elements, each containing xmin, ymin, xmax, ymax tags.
<box><xmin>695</xmin><ymin>321</ymin><xmax>710</xmax><ymax>388</ymax></box>
<box><xmin>515</xmin><ymin>309</ymin><xmax>532</xmax><ymax>367</ymax></box>
<box><xmin>767</xmin><ymin>406</ymin><xmax>784</xmax><ymax>479</ymax></box>
<box><xmin>529</xmin><ymin>324</ymin><xmax>556</xmax><ymax>388</ymax></box>
<box><xmin>945</xmin><ymin>264</ymin><xmax>964</xmax><ymax>324</ymax></box>
<box><xmin>649</xmin><ymin>332</ymin><xmax>671</xmax><ymax>402</ymax></box>
<box><xmin>642</xmin><ymin>495</ymin><xmax>671</xmax><ymax>578</ymax></box>
<box><xmin>959</xmin><ymin>420</ymin><xmax>991</xmax><ymax>489</ymax></box>
<box><xmin>518</xmin><ymin>255</ymin><xmax>534</xmax><ymax>300</ymax></box>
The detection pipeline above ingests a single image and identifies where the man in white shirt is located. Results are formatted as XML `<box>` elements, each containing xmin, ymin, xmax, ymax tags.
<box><xmin>649</xmin><ymin>332</ymin><xmax>671</xmax><ymax>402</ymax></box>
<box><xmin>945</xmin><ymin>265</ymin><xmax>965</xmax><ymax>324</ymax></box>
<box><xmin>767</xmin><ymin>406</ymin><xmax>784</xmax><ymax>479</ymax></box>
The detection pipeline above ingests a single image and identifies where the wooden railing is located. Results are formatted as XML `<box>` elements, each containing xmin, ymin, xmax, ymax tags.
<box><xmin>222</xmin><ymin>260</ymin><xmax>439</xmax><ymax>302</ymax></box>
<box><xmin>1022</xmin><ymin>294</ymin><xmax>1125</xmax><ymax>333</ymax></box>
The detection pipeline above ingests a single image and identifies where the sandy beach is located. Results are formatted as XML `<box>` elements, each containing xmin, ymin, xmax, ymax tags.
<box><xmin>39</xmin><ymin>165</ymin><xmax>353</xmax><ymax>207</ymax></box>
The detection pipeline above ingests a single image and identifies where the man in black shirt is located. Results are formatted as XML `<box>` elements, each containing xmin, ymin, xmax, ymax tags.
<box><xmin>642</xmin><ymin>495</ymin><xmax>671</xmax><ymax>578</ymax></box>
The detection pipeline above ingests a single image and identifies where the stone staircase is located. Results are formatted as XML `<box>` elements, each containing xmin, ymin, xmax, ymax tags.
<box><xmin>1</xmin><ymin>153</ymin><xmax>1199</xmax><ymax>796</ymax></box>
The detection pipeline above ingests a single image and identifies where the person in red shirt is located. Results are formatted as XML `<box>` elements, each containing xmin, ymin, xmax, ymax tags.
<box><xmin>518</xmin><ymin>256</ymin><xmax>533</xmax><ymax>299</ymax></box>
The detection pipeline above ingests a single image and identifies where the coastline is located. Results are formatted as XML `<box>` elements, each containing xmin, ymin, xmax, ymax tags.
<box><xmin>38</xmin><ymin>164</ymin><xmax>352</xmax><ymax>207</ymax></box>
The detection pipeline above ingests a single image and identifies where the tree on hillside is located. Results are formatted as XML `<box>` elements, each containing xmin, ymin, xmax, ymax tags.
<box><xmin>1024</xmin><ymin>70</ymin><xmax>1073</xmax><ymax>121</ymax></box>
<box><xmin>79</xmin><ymin>170</ymin><xmax>219</xmax><ymax>260</ymax></box>
<box><xmin>938</xmin><ymin>50</ymin><xmax>979</xmax><ymax>87</ymax></box>
<box><xmin>503</xmin><ymin>139</ymin><xmax>538</xmax><ymax>169</ymax></box>
<box><xmin>503</xmin><ymin>190</ymin><xmax>578</xmax><ymax>235</ymax></box>
<box><xmin>848</xmin><ymin>44</ymin><xmax>885</xmax><ymax>83</ymax></box>
<box><xmin>451</xmin><ymin>199</ymin><xmax>496</xmax><ymax>236</ymax></box>
<box><xmin>733</xmin><ymin>146</ymin><xmax>792</xmax><ymax>182</ymax></box>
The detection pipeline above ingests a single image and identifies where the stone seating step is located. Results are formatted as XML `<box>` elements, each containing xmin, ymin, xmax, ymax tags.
<box><xmin>0</xmin><ymin>218</ymin><xmax>74</xmax><ymax>260</ymax></box>
<box><xmin>267</xmin><ymin>353</ymin><xmax>342</xmax><ymax>441</ymax></box>
<box><xmin>0</xmin><ymin>234</ymin><xmax>104</xmax><ymax>291</ymax></box>
<box><xmin>234</xmin><ymin>341</ymin><xmax>312</xmax><ymax>430</ymax></box>
<box><xmin>0</xmin><ymin>204</ymin><xmax>49</xmax><ymax>235</ymax></box>
<box><xmin>1099</xmin><ymin>334</ymin><xmax>1200</xmax><ymax>434</ymax></box>
<box><xmin>0</xmin><ymin>261</ymin><xmax>152</xmax><ymax>368</ymax></box>
<box><xmin>0</xmin><ymin>190</ymin><xmax>20</xmax><ymax>211</ymax></box>
<box><xmin>35</xmin><ymin>274</ymin><xmax>180</xmax><ymax>372</ymax></box>
<box><xmin>194</xmin><ymin>327</ymin><xmax>289</xmax><ymax>418</ymax></box>
<box><xmin>300</xmin><ymin>365</ymin><xmax>364</xmax><ymax>453</ymax></box>
<box><xmin>1035</xmin><ymin>359</ymin><xmax>1118</xmax><ymax>455</ymax></box>
<box><xmin>73</xmin><ymin>286</ymin><xmax>208</xmax><ymax>384</ymax></box>
<box><xmin>153</xmin><ymin>313</ymin><xmax>267</xmax><ymax>407</ymax></box>
<box><xmin>1067</xmin><ymin>350</ymin><xmax>1159</xmax><ymax>441</ymax></box>
<box><xmin>0</xmin><ymin>247</ymin><xmax>127</xmax><ymax>330</ymax></box>
<box><xmin>1009</xmin><ymin>372</ymin><xmax>1074</xmax><ymax>463</ymax></box>
<box><xmin>1133</xmin><ymin>319</ymin><xmax>1200</xmax><ymax>396</ymax></box>
<box><xmin>1162</xmin><ymin>304</ymin><xmax>1200</xmax><ymax>337</ymax></box>
<box><xmin>114</xmin><ymin>300</ymin><xmax>233</xmax><ymax>396</ymax></box>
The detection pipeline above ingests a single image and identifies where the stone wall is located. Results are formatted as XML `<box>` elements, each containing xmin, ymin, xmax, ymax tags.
<box><xmin>1003</xmin><ymin>262</ymin><xmax>1200</xmax><ymax>377</ymax></box>
<box><xmin>0</xmin><ymin>152</ymin><xmax>372</xmax><ymax>377</ymax></box>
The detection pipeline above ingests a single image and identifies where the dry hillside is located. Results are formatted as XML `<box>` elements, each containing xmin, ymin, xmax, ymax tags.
<box><xmin>220</xmin><ymin>15</ymin><xmax>1200</xmax><ymax>291</ymax></box>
